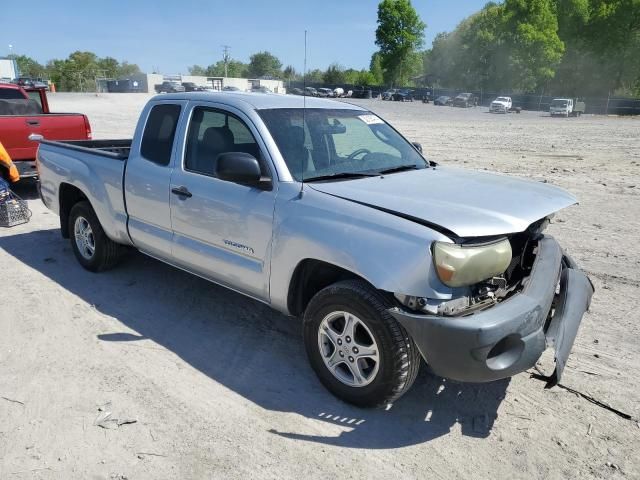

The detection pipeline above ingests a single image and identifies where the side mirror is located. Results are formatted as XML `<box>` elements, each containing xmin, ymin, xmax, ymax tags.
<box><xmin>215</xmin><ymin>152</ymin><xmax>263</xmax><ymax>186</ymax></box>
<box><xmin>412</xmin><ymin>142</ymin><xmax>423</xmax><ymax>153</ymax></box>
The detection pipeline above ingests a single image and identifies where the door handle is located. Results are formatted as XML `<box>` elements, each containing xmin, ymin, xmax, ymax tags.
<box><xmin>26</xmin><ymin>119</ymin><xmax>40</xmax><ymax>126</ymax></box>
<box><xmin>171</xmin><ymin>186</ymin><xmax>192</xmax><ymax>198</ymax></box>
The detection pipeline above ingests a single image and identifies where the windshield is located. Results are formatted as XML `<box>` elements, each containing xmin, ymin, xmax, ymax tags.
<box><xmin>259</xmin><ymin>108</ymin><xmax>427</xmax><ymax>181</ymax></box>
<box><xmin>551</xmin><ymin>100</ymin><xmax>568</xmax><ymax>107</ymax></box>
<box><xmin>495</xmin><ymin>97</ymin><xmax>509</xmax><ymax>102</ymax></box>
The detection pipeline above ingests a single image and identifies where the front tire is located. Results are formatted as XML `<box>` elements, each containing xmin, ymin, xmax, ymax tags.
<box><xmin>68</xmin><ymin>201</ymin><xmax>123</xmax><ymax>272</ymax></box>
<box><xmin>303</xmin><ymin>280</ymin><xmax>420</xmax><ymax>407</ymax></box>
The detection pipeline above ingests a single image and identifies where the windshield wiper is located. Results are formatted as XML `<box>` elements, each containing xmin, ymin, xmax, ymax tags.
<box><xmin>304</xmin><ymin>171</ymin><xmax>380</xmax><ymax>182</ymax></box>
<box><xmin>377</xmin><ymin>164</ymin><xmax>419</xmax><ymax>175</ymax></box>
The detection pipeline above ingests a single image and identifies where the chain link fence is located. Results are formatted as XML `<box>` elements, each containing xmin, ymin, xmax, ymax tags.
<box><xmin>289</xmin><ymin>81</ymin><xmax>640</xmax><ymax>115</ymax></box>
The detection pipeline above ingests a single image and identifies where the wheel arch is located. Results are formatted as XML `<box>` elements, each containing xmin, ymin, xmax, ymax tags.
<box><xmin>287</xmin><ymin>259</ymin><xmax>378</xmax><ymax>317</ymax></box>
<box><xmin>59</xmin><ymin>183</ymin><xmax>89</xmax><ymax>238</ymax></box>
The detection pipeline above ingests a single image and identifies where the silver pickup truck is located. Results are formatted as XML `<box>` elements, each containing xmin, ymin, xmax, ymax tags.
<box><xmin>34</xmin><ymin>93</ymin><xmax>593</xmax><ymax>407</ymax></box>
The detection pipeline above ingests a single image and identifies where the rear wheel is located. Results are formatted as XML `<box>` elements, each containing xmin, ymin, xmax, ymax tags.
<box><xmin>68</xmin><ymin>201</ymin><xmax>123</xmax><ymax>272</ymax></box>
<box><xmin>303</xmin><ymin>280</ymin><xmax>421</xmax><ymax>407</ymax></box>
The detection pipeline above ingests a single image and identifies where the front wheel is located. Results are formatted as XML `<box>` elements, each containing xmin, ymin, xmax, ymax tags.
<box><xmin>303</xmin><ymin>280</ymin><xmax>421</xmax><ymax>407</ymax></box>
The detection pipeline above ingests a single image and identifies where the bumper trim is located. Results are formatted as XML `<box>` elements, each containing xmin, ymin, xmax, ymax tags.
<box><xmin>389</xmin><ymin>236</ymin><xmax>594</xmax><ymax>383</ymax></box>
<box><xmin>544</xmin><ymin>266</ymin><xmax>594</xmax><ymax>387</ymax></box>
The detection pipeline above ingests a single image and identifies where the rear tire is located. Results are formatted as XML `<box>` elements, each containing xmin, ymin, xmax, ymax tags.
<box><xmin>303</xmin><ymin>280</ymin><xmax>421</xmax><ymax>407</ymax></box>
<box><xmin>68</xmin><ymin>201</ymin><xmax>123</xmax><ymax>272</ymax></box>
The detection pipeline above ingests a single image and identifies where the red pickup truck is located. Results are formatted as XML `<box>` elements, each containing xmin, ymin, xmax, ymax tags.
<box><xmin>0</xmin><ymin>83</ymin><xmax>91</xmax><ymax>179</ymax></box>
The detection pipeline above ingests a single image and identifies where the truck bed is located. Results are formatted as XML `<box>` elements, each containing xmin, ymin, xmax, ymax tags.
<box><xmin>36</xmin><ymin>137</ymin><xmax>133</xmax><ymax>246</ymax></box>
<box><xmin>42</xmin><ymin>139</ymin><xmax>132</xmax><ymax>159</ymax></box>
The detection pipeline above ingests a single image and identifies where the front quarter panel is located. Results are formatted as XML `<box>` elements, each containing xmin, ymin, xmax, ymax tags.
<box><xmin>269</xmin><ymin>183</ymin><xmax>454</xmax><ymax>314</ymax></box>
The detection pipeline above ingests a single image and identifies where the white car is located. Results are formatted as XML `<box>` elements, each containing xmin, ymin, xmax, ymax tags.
<box><xmin>490</xmin><ymin>96</ymin><xmax>512</xmax><ymax>113</ymax></box>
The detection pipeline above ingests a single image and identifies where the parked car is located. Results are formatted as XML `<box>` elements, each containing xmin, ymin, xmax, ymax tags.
<box><xmin>382</xmin><ymin>89</ymin><xmax>398</xmax><ymax>100</ymax></box>
<box><xmin>453</xmin><ymin>93</ymin><xmax>477</xmax><ymax>108</ymax></box>
<box><xmin>351</xmin><ymin>87</ymin><xmax>373</xmax><ymax>99</ymax></box>
<box><xmin>550</xmin><ymin>98</ymin><xmax>586</xmax><ymax>117</ymax></box>
<box><xmin>155</xmin><ymin>81</ymin><xmax>185</xmax><ymax>93</ymax></box>
<box><xmin>289</xmin><ymin>87</ymin><xmax>304</xmax><ymax>96</ymax></box>
<box><xmin>34</xmin><ymin>92</ymin><xmax>593</xmax><ymax>408</ymax></box>
<box><xmin>333</xmin><ymin>87</ymin><xmax>345</xmax><ymax>98</ymax></box>
<box><xmin>392</xmin><ymin>90</ymin><xmax>414</xmax><ymax>102</ymax></box>
<box><xmin>13</xmin><ymin>77</ymin><xmax>48</xmax><ymax>90</ymax></box>
<box><xmin>304</xmin><ymin>87</ymin><xmax>318</xmax><ymax>97</ymax></box>
<box><xmin>316</xmin><ymin>88</ymin><xmax>334</xmax><ymax>98</ymax></box>
<box><xmin>0</xmin><ymin>83</ymin><xmax>91</xmax><ymax>180</ymax></box>
<box><xmin>251</xmin><ymin>86</ymin><xmax>273</xmax><ymax>94</ymax></box>
<box><xmin>434</xmin><ymin>95</ymin><xmax>453</xmax><ymax>106</ymax></box>
<box><xmin>182</xmin><ymin>82</ymin><xmax>205</xmax><ymax>92</ymax></box>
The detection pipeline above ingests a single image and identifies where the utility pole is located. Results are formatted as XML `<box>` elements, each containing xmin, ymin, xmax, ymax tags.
<box><xmin>222</xmin><ymin>45</ymin><xmax>231</xmax><ymax>77</ymax></box>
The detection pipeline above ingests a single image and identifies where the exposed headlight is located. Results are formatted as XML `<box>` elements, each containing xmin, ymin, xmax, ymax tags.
<box><xmin>433</xmin><ymin>239</ymin><xmax>512</xmax><ymax>288</ymax></box>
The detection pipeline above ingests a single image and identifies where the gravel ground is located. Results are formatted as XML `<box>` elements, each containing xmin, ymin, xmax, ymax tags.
<box><xmin>1</xmin><ymin>93</ymin><xmax>639</xmax><ymax>479</ymax></box>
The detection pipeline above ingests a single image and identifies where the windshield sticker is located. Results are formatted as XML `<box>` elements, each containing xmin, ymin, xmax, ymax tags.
<box><xmin>358</xmin><ymin>114</ymin><xmax>384</xmax><ymax>125</ymax></box>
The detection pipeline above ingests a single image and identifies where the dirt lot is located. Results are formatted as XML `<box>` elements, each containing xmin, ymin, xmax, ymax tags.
<box><xmin>1</xmin><ymin>93</ymin><xmax>639</xmax><ymax>479</ymax></box>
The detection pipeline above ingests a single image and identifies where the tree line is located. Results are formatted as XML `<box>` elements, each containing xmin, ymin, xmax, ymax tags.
<box><xmin>426</xmin><ymin>0</ymin><xmax>640</xmax><ymax>97</ymax></box>
<box><xmin>8</xmin><ymin>0</ymin><xmax>639</xmax><ymax>96</ymax></box>
<box><xmin>9</xmin><ymin>51</ymin><xmax>141</xmax><ymax>92</ymax></box>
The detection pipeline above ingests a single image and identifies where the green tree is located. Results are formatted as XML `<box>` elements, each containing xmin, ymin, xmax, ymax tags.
<box><xmin>188</xmin><ymin>65</ymin><xmax>207</xmax><ymax>75</ymax></box>
<box><xmin>247</xmin><ymin>51</ymin><xmax>282</xmax><ymax>78</ymax></box>
<box><xmin>8</xmin><ymin>54</ymin><xmax>46</xmax><ymax>78</ymax></box>
<box><xmin>96</xmin><ymin>56</ymin><xmax>119</xmax><ymax>78</ymax></box>
<box><xmin>343</xmin><ymin>69</ymin><xmax>360</xmax><ymax>84</ymax></box>
<box><xmin>586</xmin><ymin>0</ymin><xmax>640</xmax><ymax>93</ymax></box>
<box><xmin>375</xmin><ymin>0</ymin><xmax>426</xmax><ymax>86</ymax></box>
<box><xmin>502</xmin><ymin>0</ymin><xmax>565</xmax><ymax>91</ymax></box>
<box><xmin>370</xmin><ymin>52</ymin><xmax>385</xmax><ymax>85</ymax></box>
<box><xmin>305</xmin><ymin>69</ymin><xmax>324</xmax><ymax>83</ymax></box>
<box><xmin>117</xmin><ymin>61</ymin><xmax>141</xmax><ymax>78</ymax></box>
<box><xmin>283</xmin><ymin>65</ymin><xmax>299</xmax><ymax>81</ymax></box>
<box><xmin>323</xmin><ymin>63</ymin><xmax>346</xmax><ymax>84</ymax></box>
<box><xmin>356</xmin><ymin>70</ymin><xmax>377</xmax><ymax>85</ymax></box>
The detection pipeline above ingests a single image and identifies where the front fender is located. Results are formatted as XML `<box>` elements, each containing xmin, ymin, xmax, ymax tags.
<box><xmin>269</xmin><ymin>184</ymin><xmax>454</xmax><ymax>314</ymax></box>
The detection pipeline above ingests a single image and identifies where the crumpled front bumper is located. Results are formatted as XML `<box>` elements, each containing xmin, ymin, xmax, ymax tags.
<box><xmin>389</xmin><ymin>236</ymin><xmax>594</xmax><ymax>384</ymax></box>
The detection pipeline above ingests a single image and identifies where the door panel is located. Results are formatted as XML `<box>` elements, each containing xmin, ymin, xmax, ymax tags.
<box><xmin>169</xmin><ymin>104</ymin><xmax>276</xmax><ymax>301</ymax></box>
<box><xmin>125</xmin><ymin>102</ymin><xmax>185</xmax><ymax>258</ymax></box>
<box><xmin>170</xmin><ymin>174</ymin><xmax>275</xmax><ymax>299</ymax></box>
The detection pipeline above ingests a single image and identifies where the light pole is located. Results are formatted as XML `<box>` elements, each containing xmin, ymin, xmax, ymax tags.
<box><xmin>222</xmin><ymin>45</ymin><xmax>231</xmax><ymax>77</ymax></box>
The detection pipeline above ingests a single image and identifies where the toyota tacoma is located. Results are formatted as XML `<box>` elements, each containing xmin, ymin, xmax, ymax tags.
<box><xmin>33</xmin><ymin>93</ymin><xmax>594</xmax><ymax>407</ymax></box>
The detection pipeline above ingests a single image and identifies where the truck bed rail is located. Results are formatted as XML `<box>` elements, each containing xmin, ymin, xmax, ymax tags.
<box><xmin>34</xmin><ymin>138</ymin><xmax>131</xmax><ymax>160</ymax></box>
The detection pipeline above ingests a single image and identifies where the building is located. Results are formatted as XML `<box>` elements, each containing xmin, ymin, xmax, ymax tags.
<box><xmin>0</xmin><ymin>58</ymin><xmax>19</xmax><ymax>81</ymax></box>
<box><xmin>106</xmin><ymin>73</ymin><xmax>285</xmax><ymax>94</ymax></box>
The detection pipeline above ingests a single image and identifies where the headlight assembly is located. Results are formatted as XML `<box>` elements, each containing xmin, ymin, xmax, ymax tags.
<box><xmin>433</xmin><ymin>238</ymin><xmax>512</xmax><ymax>288</ymax></box>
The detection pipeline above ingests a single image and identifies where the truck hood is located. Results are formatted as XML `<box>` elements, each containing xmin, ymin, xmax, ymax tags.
<box><xmin>308</xmin><ymin>167</ymin><xmax>577</xmax><ymax>238</ymax></box>
<box><xmin>491</xmin><ymin>101</ymin><xmax>509</xmax><ymax>106</ymax></box>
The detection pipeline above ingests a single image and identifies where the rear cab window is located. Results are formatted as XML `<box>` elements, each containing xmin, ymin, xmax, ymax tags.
<box><xmin>0</xmin><ymin>88</ymin><xmax>27</xmax><ymax>100</ymax></box>
<box><xmin>141</xmin><ymin>104</ymin><xmax>182</xmax><ymax>165</ymax></box>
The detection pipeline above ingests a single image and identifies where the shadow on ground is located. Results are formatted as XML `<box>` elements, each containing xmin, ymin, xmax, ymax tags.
<box><xmin>10</xmin><ymin>178</ymin><xmax>41</xmax><ymax>200</ymax></box>
<box><xmin>1</xmin><ymin>226</ymin><xmax>510</xmax><ymax>449</ymax></box>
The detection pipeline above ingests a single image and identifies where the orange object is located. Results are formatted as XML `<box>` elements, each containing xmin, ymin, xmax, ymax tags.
<box><xmin>0</xmin><ymin>141</ymin><xmax>20</xmax><ymax>183</ymax></box>
<box><xmin>50</xmin><ymin>83</ymin><xmax>56</xmax><ymax>93</ymax></box>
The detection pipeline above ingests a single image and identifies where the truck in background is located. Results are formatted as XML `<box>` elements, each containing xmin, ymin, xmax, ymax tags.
<box><xmin>550</xmin><ymin>98</ymin><xmax>586</xmax><ymax>117</ymax></box>
<box><xmin>489</xmin><ymin>96</ymin><xmax>522</xmax><ymax>114</ymax></box>
<box><xmin>0</xmin><ymin>83</ymin><xmax>91</xmax><ymax>180</ymax></box>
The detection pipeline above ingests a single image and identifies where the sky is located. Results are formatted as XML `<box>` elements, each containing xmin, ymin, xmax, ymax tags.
<box><xmin>2</xmin><ymin>0</ymin><xmax>487</xmax><ymax>74</ymax></box>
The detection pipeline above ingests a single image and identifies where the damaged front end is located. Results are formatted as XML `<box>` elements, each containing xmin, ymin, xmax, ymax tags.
<box><xmin>390</xmin><ymin>218</ymin><xmax>594</xmax><ymax>385</ymax></box>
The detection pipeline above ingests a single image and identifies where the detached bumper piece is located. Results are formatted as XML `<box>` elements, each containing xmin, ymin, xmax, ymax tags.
<box><xmin>389</xmin><ymin>236</ymin><xmax>594</xmax><ymax>384</ymax></box>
